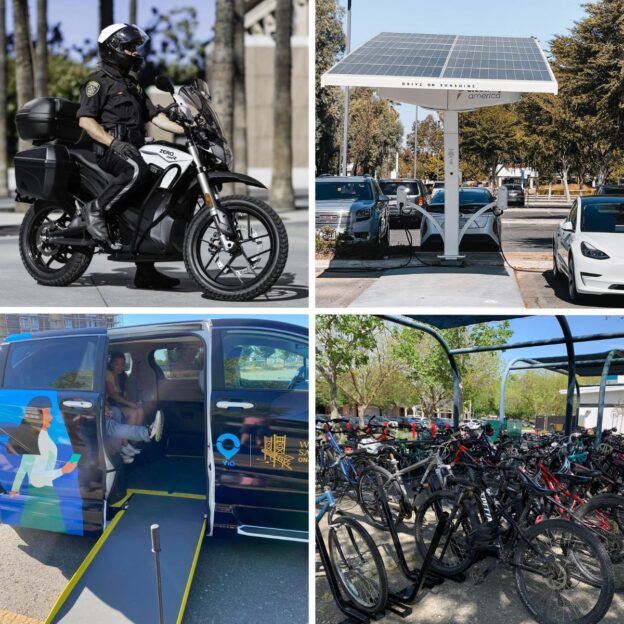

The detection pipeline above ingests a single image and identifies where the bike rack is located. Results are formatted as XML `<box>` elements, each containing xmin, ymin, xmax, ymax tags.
<box><xmin>376</xmin><ymin>482</ymin><xmax>466</xmax><ymax>602</ymax></box>
<box><xmin>316</xmin><ymin>519</ymin><xmax>414</xmax><ymax>623</ymax></box>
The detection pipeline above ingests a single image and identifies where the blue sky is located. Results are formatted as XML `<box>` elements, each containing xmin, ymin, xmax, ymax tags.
<box><xmin>336</xmin><ymin>0</ymin><xmax>588</xmax><ymax>141</ymax></box>
<box><xmin>494</xmin><ymin>316</ymin><xmax>624</xmax><ymax>364</ymax></box>
<box><xmin>6</xmin><ymin>1</ymin><xmax>216</xmax><ymax>55</ymax></box>
<box><xmin>119</xmin><ymin>314</ymin><xmax>308</xmax><ymax>329</ymax></box>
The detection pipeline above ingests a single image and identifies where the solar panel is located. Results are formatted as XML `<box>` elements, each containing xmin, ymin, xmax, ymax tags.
<box><xmin>324</xmin><ymin>32</ymin><xmax>557</xmax><ymax>94</ymax></box>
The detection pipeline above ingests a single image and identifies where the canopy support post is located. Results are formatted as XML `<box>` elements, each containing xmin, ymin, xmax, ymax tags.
<box><xmin>440</xmin><ymin>110</ymin><xmax>463</xmax><ymax>264</ymax></box>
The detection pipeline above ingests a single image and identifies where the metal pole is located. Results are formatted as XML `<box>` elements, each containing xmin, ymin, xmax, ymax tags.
<box><xmin>556</xmin><ymin>316</ymin><xmax>576</xmax><ymax>438</ymax></box>
<box><xmin>596</xmin><ymin>350</ymin><xmax>620</xmax><ymax>447</ymax></box>
<box><xmin>150</xmin><ymin>524</ymin><xmax>165</xmax><ymax>624</ymax></box>
<box><xmin>413</xmin><ymin>105</ymin><xmax>418</xmax><ymax>179</ymax></box>
<box><xmin>340</xmin><ymin>0</ymin><xmax>352</xmax><ymax>176</ymax></box>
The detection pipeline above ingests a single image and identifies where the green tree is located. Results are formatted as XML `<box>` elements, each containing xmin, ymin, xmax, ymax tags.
<box><xmin>549</xmin><ymin>0</ymin><xmax>624</xmax><ymax>184</ymax></box>
<box><xmin>315</xmin><ymin>0</ymin><xmax>345</xmax><ymax>174</ymax></box>
<box><xmin>460</xmin><ymin>106</ymin><xmax>522</xmax><ymax>187</ymax></box>
<box><xmin>505</xmin><ymin>371</ymin><xmax>566</xmax><ymax>419</ymax></box>
<box><xmin>12</xmin><ymin>0</ymin><xmax>34</xmax><ymax>152</ymax></box>
<box><xmin>403</xmin><ymin>114</ymin><xmax>444</xmax><ymax>179</ymax></box>
<box><xmin>316</xmin><ymin>315</ymin><xmax>384</xmax><ymax>419</ymax></box>
<box><xmin>392</xmin><ymin>321</ymin><xmax>513</xmax><ymax>419</ymax></box>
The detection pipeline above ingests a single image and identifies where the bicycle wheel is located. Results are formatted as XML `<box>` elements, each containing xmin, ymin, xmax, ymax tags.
<box><xmin>357</xmin><ymin>465</ymin><xmax>407</xmax><ymax>530</ymax></box>
<box><xmin>414</xmin><ymin>489</ymin><xmax>484</xmax><ymax>576</ymax></box>
<box><xmin>327</xmin><ymin>516</ymin><xmax>388</xmax><ymax>614</ymax></box>
<box><xmin>514</xmin><ymin>518</ymin><xmax>614</xmax><ymax>624</ymax></box>
<box><xmin>576</xmin><ymin>493</ymin><xmax>624</xmax><ymax>591</ymax></box>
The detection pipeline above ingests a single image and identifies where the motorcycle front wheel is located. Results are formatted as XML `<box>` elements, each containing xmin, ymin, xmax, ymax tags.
<box><xmin>19</xmin><ymin>200</ymin><xmax>93</xmax><ymax>286</ymax></box>
<box><xmin>183</xmin><ymin>195</ymin><xmax>288</xmax><ymax>301</ymax></box>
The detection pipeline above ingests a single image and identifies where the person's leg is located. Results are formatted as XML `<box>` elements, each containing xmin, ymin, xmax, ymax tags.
<box><xmin>107</xmin><ymin>419</ymin><xmax>150</xmax><ymax>443</ymax></box>
<box><xmin>84</xmin><ymin>150</ymin><xmax>150</xmax><ymax>243</ymax></box>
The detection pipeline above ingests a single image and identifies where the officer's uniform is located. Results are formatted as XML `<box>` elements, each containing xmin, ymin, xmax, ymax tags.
<box><xmin>77</xmin><ymin>63</ymin><xmax>156</xmax><ymax>212</ymax></box>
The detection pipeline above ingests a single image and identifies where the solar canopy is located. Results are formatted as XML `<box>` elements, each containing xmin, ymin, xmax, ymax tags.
<box><xmin>322</xmin><ymin>32</ymin><xmax>558</xmax><ymax>98</ymax></box>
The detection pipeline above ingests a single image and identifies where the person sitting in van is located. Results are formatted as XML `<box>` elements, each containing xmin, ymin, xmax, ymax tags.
<box><xmin>104</xmin><ymin>402</ymin><xmax>162</xmax><ymax>464</ymax></box>
<box><xmin>106</xmin><ymin>352</ymin><xmax>145</xmax><ymax>427</ymax></box>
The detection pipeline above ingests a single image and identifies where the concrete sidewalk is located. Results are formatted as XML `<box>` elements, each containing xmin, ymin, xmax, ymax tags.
<box><xmin>316</xmin><ymin>255</ymin><xmax>525</xmax><ymax>308</ymax></box>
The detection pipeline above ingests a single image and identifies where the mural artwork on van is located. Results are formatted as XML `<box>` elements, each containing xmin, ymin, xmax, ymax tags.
<box><xmin>0</xmin><ymin>390</ymin><xmax>83</xmax><ymax>535</ymax></box>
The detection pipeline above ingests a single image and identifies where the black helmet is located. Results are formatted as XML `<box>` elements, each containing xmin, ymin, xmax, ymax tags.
<box><xmin>98</xmin><ymin>23</ymin><xmax>148</xmax><ymax>73</ymax></box>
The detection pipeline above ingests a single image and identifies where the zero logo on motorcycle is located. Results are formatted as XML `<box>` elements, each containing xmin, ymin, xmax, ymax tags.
<box><xmin>159</xmin><ymin>148</ymin><xmax>177</xmax><ymax>161</ymax></box>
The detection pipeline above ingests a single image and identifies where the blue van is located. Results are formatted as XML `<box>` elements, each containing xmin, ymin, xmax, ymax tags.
<box><xmin>0</xmin><ymin>318</ymin><xmax>308</xmax><ymax>623</ymax></box>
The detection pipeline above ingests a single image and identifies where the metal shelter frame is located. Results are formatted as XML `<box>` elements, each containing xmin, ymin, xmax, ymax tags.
<box><xmin>379</xmin><ymin>315</ymin><xmax>624</xmax><ymax>440</ymax></box>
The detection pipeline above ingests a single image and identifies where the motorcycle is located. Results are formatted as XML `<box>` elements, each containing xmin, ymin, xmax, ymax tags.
<box><xmin>14</xmin><ymin>76</ymin><xmax>288</xmax><ymax>301</ymax></box>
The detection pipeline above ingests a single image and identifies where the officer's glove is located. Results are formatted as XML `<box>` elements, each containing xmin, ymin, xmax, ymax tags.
<box><xmin>110</xmin><ymin>138</ymin><xmax>141</xmax><ymax>161</ymax></box>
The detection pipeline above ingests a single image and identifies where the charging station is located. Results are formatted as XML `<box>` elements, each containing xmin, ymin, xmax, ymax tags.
<box><xmin>321</xmin><ymin>32</ymin><xmax>558</xmax><ymax>264</ymax></box>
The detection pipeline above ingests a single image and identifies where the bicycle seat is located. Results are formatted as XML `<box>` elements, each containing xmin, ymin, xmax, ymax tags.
<box><xmin>344</xmin><ymin>447</ymin><xmax>369</xmax><ymax>457</ymax></box>
<box><xmin>517</xmin><ymin>470</ymin><xmax>558</xmax><ymax>496</ymax></box>
<box><xmin>555</xmin><ymin>471</ymin><xmax>592</xmax><ymax>486</ymax></box>
<box><xmin>570</xmin><ymin>464</ymin><xmax>602</xmax><ymax>479</ymax></box>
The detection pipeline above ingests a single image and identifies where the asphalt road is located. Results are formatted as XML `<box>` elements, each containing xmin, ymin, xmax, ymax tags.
<box><xmin>0</xmin><ymin>523</ymin><xmax>308</xmax><ymax>624</ymax></box>
<box><xmin>317</xmin><ymin>205</ymin><xmax>624</xmax><ymax>309</ymax></box>
<box><xmin>0</xmin><ymin>210</ymin><xmax>308</xmax><ymax>307</ymax></box>
<box><xmin>316</xmin><ymin>494</ymin><xmax>624</xmax><ymax>624</ymax></box>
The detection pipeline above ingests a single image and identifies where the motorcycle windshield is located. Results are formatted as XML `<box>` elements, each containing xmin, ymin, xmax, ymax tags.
<box><xmin>179</xmin><ymin>81</ymin><xmax>226</xmax><ymax>141</ymax></box>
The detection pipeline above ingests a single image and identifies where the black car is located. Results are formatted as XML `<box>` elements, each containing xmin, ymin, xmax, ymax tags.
<box><xmin>503</xmin><ymin>184</ymin><xmax>525</xmax><ymax>206</ymax></box>
<box><xmin>595</xmin><ymin>185</ymin><xmax>624</xmax><ymax>196</ymax></box>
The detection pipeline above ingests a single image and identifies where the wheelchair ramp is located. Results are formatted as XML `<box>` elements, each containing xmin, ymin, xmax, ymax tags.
<box><xmin>47</xmin><ymin>493</ymin><xmax>206</xmax><ymax>624</ymax></box>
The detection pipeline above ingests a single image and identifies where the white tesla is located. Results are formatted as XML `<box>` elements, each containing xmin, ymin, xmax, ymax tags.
<box><xmin>553</xmin><ymin>195</ymin><xmax>624</xmax><ymax>301</ymax></box>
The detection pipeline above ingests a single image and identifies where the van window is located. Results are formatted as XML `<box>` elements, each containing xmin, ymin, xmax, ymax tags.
<box><xmin>221</xmin><ymin>330</ymin><xmax>308</xmax><ymax>391</ymax></box>
<box><xmin>3</xmin><ymin>337</ymin><xmax>99</xmax><ymax>391</ymax></box>
<box><xmin>154</xmin><ymin>346</ymin><xmax>204</xmax><ymax>379</ymax></box>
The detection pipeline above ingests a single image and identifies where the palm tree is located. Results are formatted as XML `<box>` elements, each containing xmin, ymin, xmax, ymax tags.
<box><xmin>232</xmin><ymin>0</ymin><xmax>247</xmax><ymax>193</ymax></box>
<box><xmin>35</xmin><ymin>0</ymin><xmax>47</xmax><ymax>97</ymax></box>
<box><xmin>13</xmin><ymin>0</ymin><xmax>34</xmax><ymax>152</ymax></box>
<box><xmin>270</xmin><ymin>0</ymin><xmax>294</xmax><ymax>211</ymax></box>
<box><xmin>99</xmin><ymin>0</ymin><xmax>114</xmax><ymax>32</ymax></box>
<box><xmin>129</xmin><ymin>0</ymin><xmax>137</xmax><ymax>24</ymax></box>
<box><xmin>211</xmin><ymin>0</ymin><xmax>234</xmax><ymax>142</ymax></box>
<box><xmin>0</xmin><ymin>0</ymin><xmax>7</xmax><ymax>197</ymax></box>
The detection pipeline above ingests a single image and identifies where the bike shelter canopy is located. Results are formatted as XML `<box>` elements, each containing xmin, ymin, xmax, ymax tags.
<box><xmin>380</xmin><ymin>315</ymin><xmax>624</xmax><ymax>438</ymax></box>
<box><xmin>322</xmin><ymin>32</ymin><xmax>558</xmax><ymax>261</ymax></box>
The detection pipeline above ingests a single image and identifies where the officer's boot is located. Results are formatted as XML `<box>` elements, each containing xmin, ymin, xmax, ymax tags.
<box><xmin>83</xmin><ymin>200</ymin><xmax>108</xmax><ymax>243</ymax></box>
<box><xmin>134</xmin><ymin>262</ymin><xmax>180</xmax><ymax>289</ymax></box>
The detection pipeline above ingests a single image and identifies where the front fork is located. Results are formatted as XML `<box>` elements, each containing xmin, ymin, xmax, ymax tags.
<box><xmin>190</xmin><ymin>145</ymin><xmax>236</xmax><ymax>251</ymax></box>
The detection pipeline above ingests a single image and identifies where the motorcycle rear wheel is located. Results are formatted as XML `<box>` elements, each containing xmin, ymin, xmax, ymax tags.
<box><xmin>183</xmin><ymin>195</ymin><xmax>288</xmax><ymax>301</ymax></box>
<box><xmin>19</xmin><ymin>200</ymin><xmax>93</xmax><ymax>286</ymax></box>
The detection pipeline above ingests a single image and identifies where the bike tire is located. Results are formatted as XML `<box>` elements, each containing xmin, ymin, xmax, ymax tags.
<box><xmin>327</xmin><ymin>515</ymin><xmax>388</xmax><ymax>614</ymax></box>
<box><xmin>183</xmin><ymin>195</ymin><xmax>288</xmax><ymax>301</ymax></box>
<box><xmin>414</xmin><ymin>489</ymin><xmax>482</xmax><ymax>576</ymax></box>
<box><xmin>19</xmin><ymin>201</ymin><xmax>93</xmax><ymax>286</ymax></box>
<box><xmin>575</xmin><ymin>493</ymin><xmax>624</xmax><ymax>592</ymax></box>
<box><xmin>357</xmin><ymin>465</ymin><xmax>407</xmax><ymax>530</ymax></box>
<box><xmin>514</xmin><ymin>518</ymin><xmax>614</xmax><ymax>624</ymax></box>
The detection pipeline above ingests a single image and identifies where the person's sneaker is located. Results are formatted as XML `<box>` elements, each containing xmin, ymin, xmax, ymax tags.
<box><xmin>149</xmin><ymin>410</ymin><xmax>164</xmax><ymax>442</ymax></box>
<box><xmin>125</xmin><ymin>444</ymin><xmax>141</xmax><ymax>456</ymax></box>
<box><xmin>121</xmin><ymin>454</ymin><xmax>134</xmax><ymax>464</ymax></box>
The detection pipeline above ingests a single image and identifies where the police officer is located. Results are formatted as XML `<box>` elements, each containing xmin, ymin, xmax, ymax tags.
<box><xmin>77</xmin><ymin>23</ymin><xmax>184</xmax><ymax>289</ymax></box>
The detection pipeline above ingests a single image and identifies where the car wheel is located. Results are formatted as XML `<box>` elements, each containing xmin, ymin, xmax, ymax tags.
<box><xmin>567</xmin><ymin>255</ymin><xmax>582</xmax><ymax>303</ymax></box>
<box><xmin>552</xmin><ymin>242</ymin><xmax>562</xmax><ymax>279</ymax></box>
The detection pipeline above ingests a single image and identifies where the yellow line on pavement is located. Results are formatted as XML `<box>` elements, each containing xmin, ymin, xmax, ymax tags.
<box><xmin>0</xmin><ymin>610</ymin><xmax>44</xmax><ymax>624</ymax></box>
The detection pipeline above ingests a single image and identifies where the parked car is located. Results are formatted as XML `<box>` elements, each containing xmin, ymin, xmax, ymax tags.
<box><xmin>378</xmin><ymin>178</ymin><xmax>428</xmax><ymax>227</ymax></box>
<box><xmin>553</xmin><ymin>195</ymin><xmax>624</xmax><ymax>301</ymax></box>
<box><xmin>503</xmin><ymin>183</ymin><xmax>525</xmax><ymax>206</ymax></box>
<box><xmin>462</xmin><ymin>419</ymin><xmax>482</xmax><ymax>430</ymax></box>
<box><xmin>315</xmin><ymin>176</ymin><xmax>390</xmax><ymax>249</ymax></box>
<box><xmin>595</xmin><ymin>185</ymin><xmax>624</xmax><ymax>196</ymax></box>
<box><xmin>431</xmin><ymin>417</ymin><xmax>454</xmax><ymax>428</ymax></box>
<box><xmin>421</xmin><ymin>187</ymin><xmax>501</xmax><ymax>250</ymax></box>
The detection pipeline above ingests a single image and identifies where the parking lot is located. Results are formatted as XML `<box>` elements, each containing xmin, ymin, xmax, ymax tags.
<box><xmin>0</xmin><ymin>523</ymin><xmax>308</xmax><ymax>624</ymax></box>
<box><xmin>316</xmin><ymin>494</ymin><xmax>624</xmax><ymax>624</ymax></box>
<box><xmin>316</xmin><ymin>204</ymin><xmax>624</xmax><ymax>309</ymax></box>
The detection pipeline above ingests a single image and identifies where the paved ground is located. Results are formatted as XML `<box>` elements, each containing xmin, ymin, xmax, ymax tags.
<box><xmin>0</xmin><ymin>523</ymin><xmax>307</xmax><ymax>624</ymax></box>
<box><xmin>316</xmin><ymin>205</ymin><xmax>624</xmax><ymax>309</ymax></box>
<box><xmin>316</xmin><ymin>495</ymin><xmax>624</xmax><ymax>624</ymax></box>
<box><xmin>0</xmin><ymin>199</ymin><xmax>308</xmax><ymax>307</ymax></box>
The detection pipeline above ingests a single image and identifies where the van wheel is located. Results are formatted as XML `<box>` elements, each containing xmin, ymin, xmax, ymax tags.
<box><xmin>19</xmin><ymin>201</ymin><xmax>93</xmax><ymax>286</ymax></box>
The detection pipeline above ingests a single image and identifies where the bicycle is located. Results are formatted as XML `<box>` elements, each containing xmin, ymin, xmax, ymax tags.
<box><xmin>315</xmin><ymin>486</ymin><xmax>388</xmax><ymax>616</ymax></box>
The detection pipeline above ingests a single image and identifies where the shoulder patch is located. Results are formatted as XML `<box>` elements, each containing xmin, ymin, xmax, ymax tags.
<box><xmin>85</xmin><ymin>81</ymin><xmax>100</xmax><ymax>97</ymax></box>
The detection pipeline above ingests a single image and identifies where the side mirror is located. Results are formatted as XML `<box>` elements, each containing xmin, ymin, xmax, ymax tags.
<box><xmin>379</xmin><ymin>194</ymin><xmax>389</xmax><ymax>203</ymax></box>
<box><xmin>562</xmin><ymin>221</ymin><xmax>574</xmax><ymax>232</ymax></box>
<box><xmin>155</xmin><ymin>75</ymin><xmax>175</xmax><ymax>95</ymax></box>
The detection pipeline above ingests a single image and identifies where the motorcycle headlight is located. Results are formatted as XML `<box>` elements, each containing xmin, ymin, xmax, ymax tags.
<box><xmin>581</xmin><ymin>241</ymin><xmax>609</xmax><ymax>259</ymax></box>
